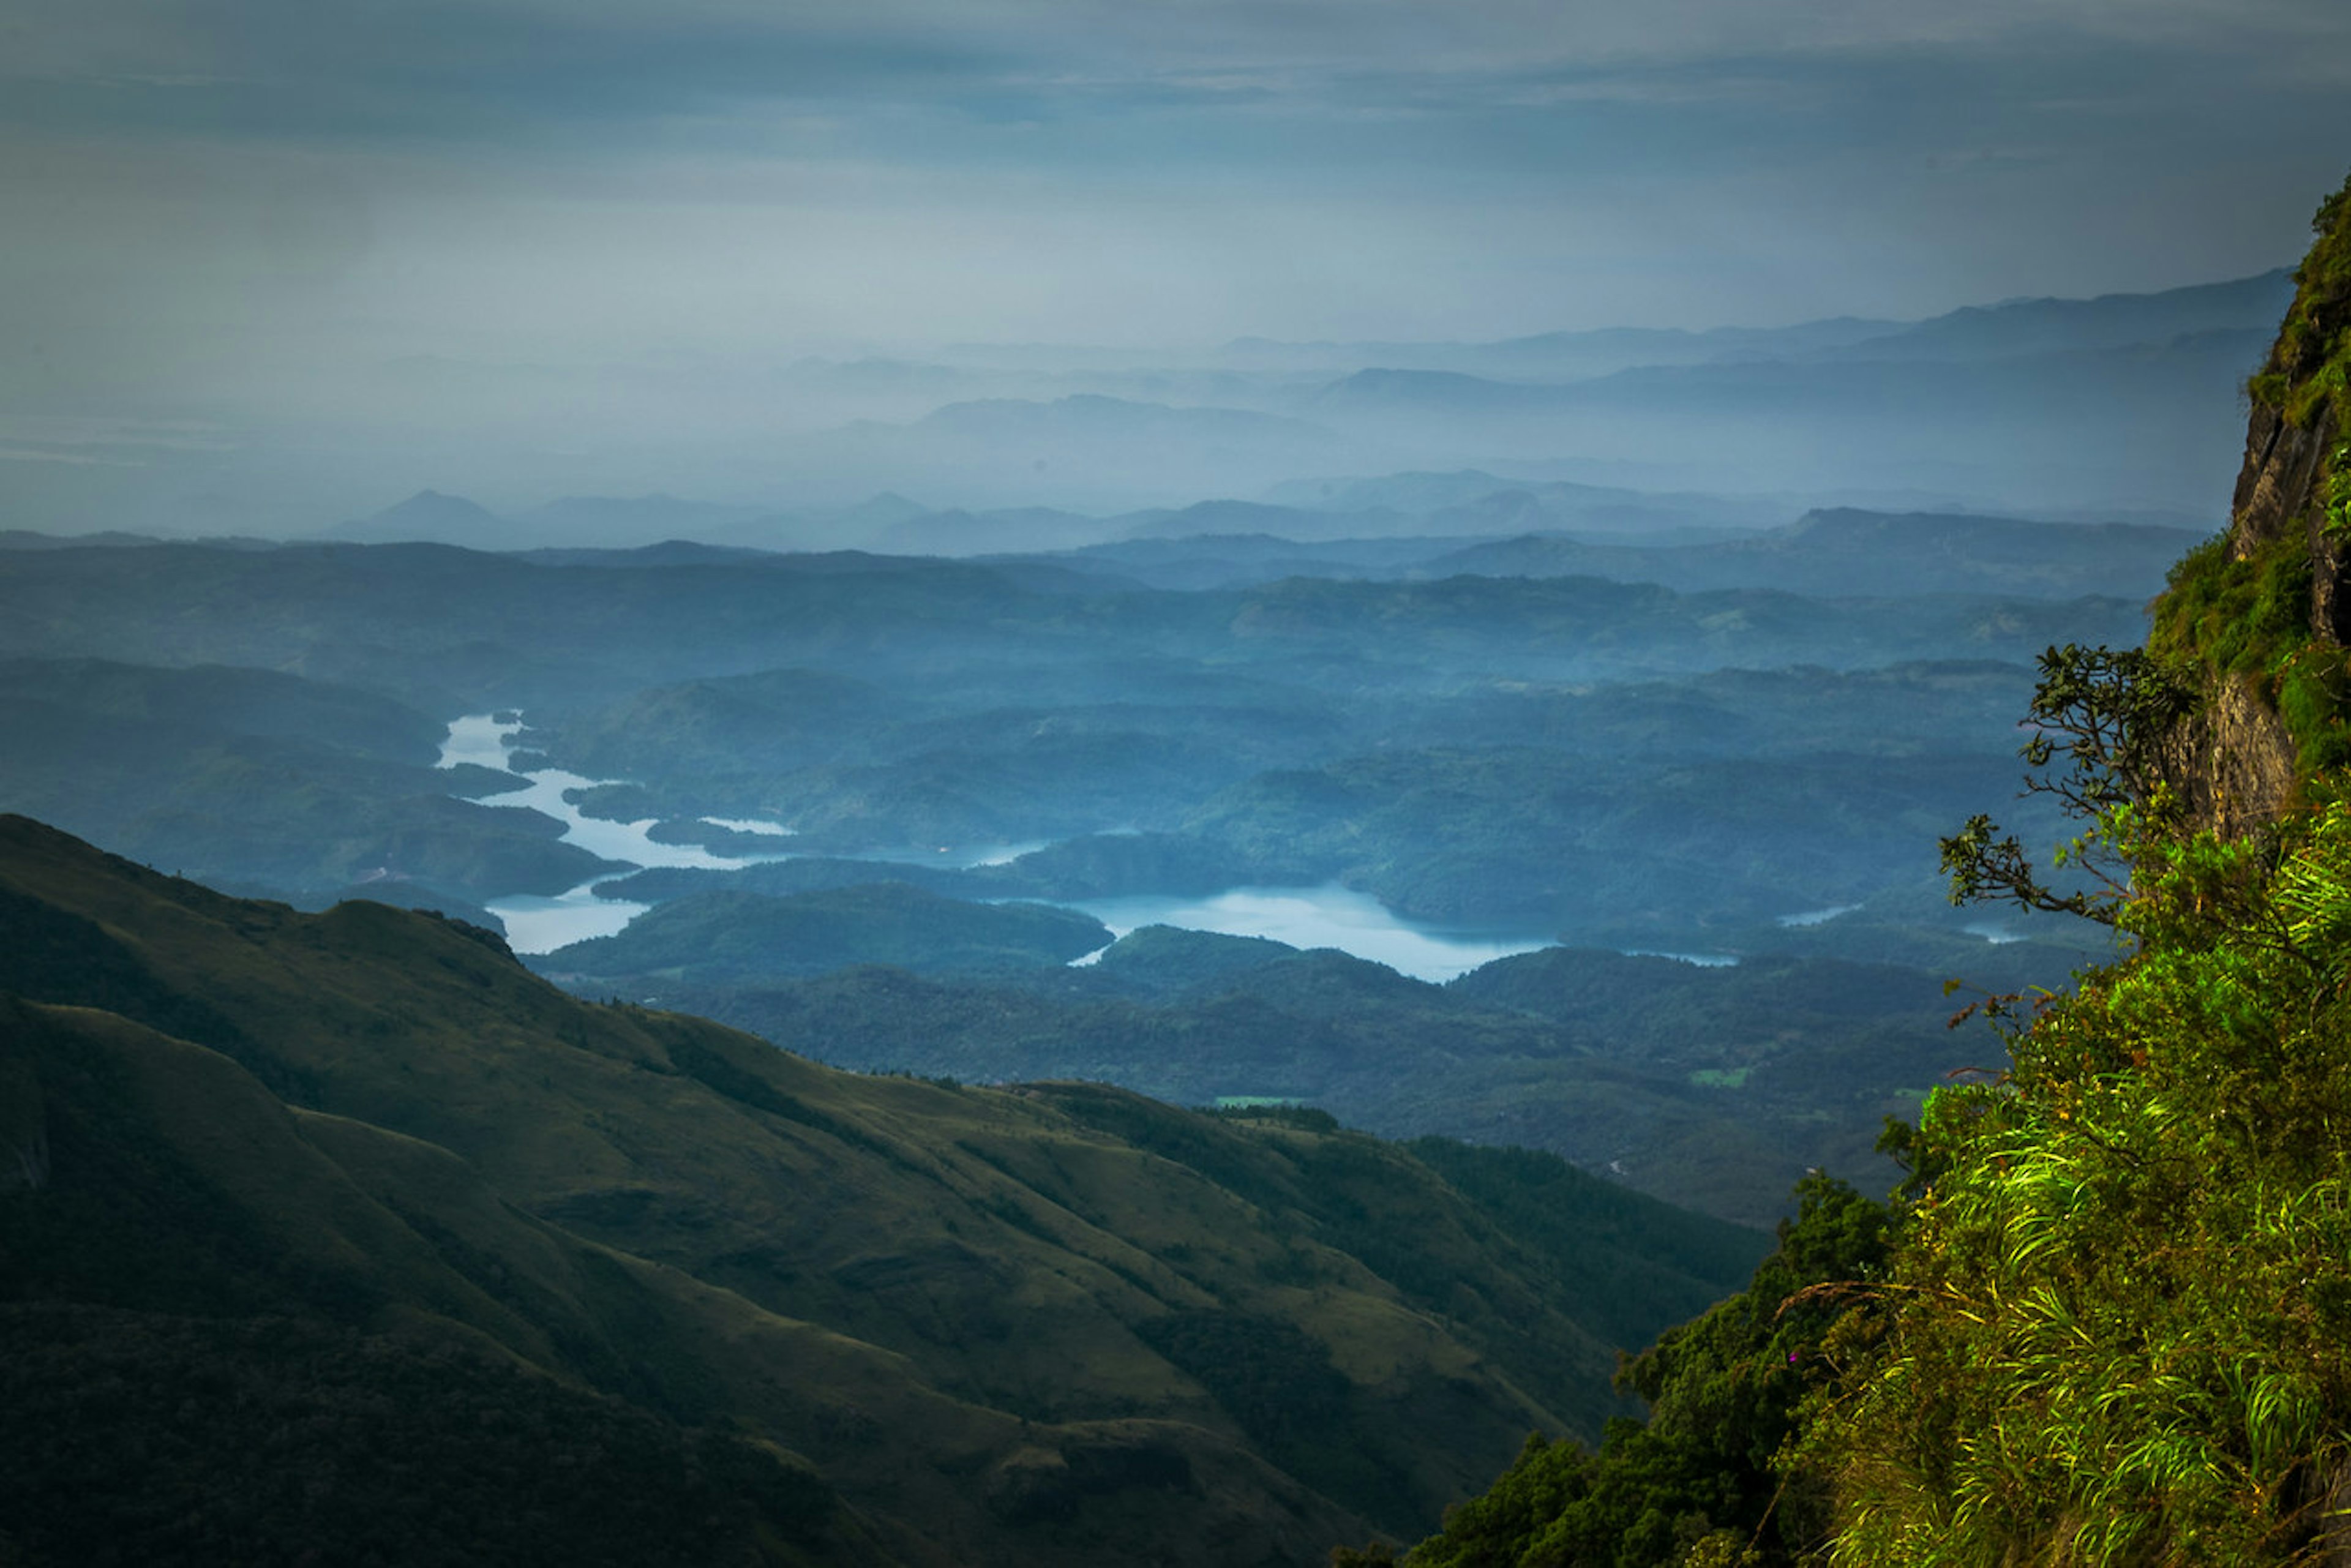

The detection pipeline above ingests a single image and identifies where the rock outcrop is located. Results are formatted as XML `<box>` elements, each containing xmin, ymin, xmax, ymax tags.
<box><xmin>2154</xmin><ymin>668</ymin><xmax>2298</xmax><ymax>839</ymax></box>
<box><xmin>2153</xmin><ymin>176</ymin><xmax>2351</xmax><ymax>835</ymax></box>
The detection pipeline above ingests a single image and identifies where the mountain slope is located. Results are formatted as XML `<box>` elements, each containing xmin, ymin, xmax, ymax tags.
<box><xmin>0</xmin><ymin>814</ymin><xmax>1768</xmax><ymax>1564</ymax></box>
<box><xmin>322</xmin><ymin>489</ymin><xmax>526</xmax><ymax>548</ymax></box>
<box><xmin>1419</xmin><ymin>509</ymin><xmax>2205</xmax><ymax>600</ymax></box>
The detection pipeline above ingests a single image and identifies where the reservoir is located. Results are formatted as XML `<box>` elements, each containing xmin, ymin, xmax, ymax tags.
<box><xmin>1073</xmin><ymin>887</ymin><xmax>1554</xmax><ymax>983</ymax></box>
<box><xmin>436</xmin><ymin>714</ymin><xmax>1558</xmax><ymax>978</ymax></box>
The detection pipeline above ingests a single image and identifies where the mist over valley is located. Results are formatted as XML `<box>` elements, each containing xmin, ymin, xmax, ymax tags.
<box><xmin>10</xmin><ymin>1</ymin><xmax>2351</xmax><ymax>1557</ymax></box>
<box><xmin>0</xmin><ymin>276</ymin><xmax>2243</xmax><ymax>1221</ymax></box>
<box><xmin>0</xmin><ymin>417</ymin><xmax>2169</xmax><ymax>1220</ymax></box>
<box><xmin>0</xmin><ymin>265</ymin><xmax>2273</xmax><ymax>1562</ymax></box>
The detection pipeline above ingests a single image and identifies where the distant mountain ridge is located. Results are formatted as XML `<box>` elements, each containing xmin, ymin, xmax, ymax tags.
<box><xmin>247</xmin><ymin>269</ymin><xmax>2294</xmax><ymax>551</ymax></box>
<box><xmin>1811</xmin><ymin>269</ymin><xmax>2294</xmax><ymax>364</ymax></box>
<box><xmin>1223</xmin><ymin>269</ymin><xmax>2291</xmax><ymax>379</ymax></box>
<box><xmin>1411</xmin><ymin>508</ymin><xmax>2207</xmax><ymax>599</ymax></box>
<box><xmin>320</xmin><ymin>487</ymin><xmax>521</xmax><ymax>548</ymax></box>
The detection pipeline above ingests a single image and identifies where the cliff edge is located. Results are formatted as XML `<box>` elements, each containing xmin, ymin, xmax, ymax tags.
<box><xmin>2150</xmin><ymin>174</ymin><xmax>2351</xmax><ymax>835</ymax></box>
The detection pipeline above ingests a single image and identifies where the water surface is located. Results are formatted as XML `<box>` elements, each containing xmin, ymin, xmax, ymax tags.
<box><xmin>437</xmin><ymin>714</ymin><xmax>789</xmax><ymax>953</ymax></box>
<box><xmin>438</xmin><ymin>716</ymin><xmax>1560</xmax><ymax>976</ymax></box>
<box><xmin>1073</xmin><ymin>885</ymin><xmax>1553</xmax><ymax>983</ymax></box>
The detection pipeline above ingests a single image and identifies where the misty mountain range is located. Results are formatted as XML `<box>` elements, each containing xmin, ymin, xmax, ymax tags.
<box><xmin>0</xmin><ymin>255</ymin><xmax>2271</xmax><ymax>1255</ymax></box>
<box><xmin>8</xmin><ymin>0</ymin><xmax>2344</xmax><ymax>1555</ymax></box>
<box><xmin>6</xmin><ymin>267</ymin><xmax>2292</xmax><ymax>544</ymax></box>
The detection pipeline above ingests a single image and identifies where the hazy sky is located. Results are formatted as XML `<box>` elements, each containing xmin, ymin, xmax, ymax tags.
<box><xmin>3</xmin><ymin>0</ymin><xmax>2349</xmax><ymax>527</ymax></box>
<box><xmin>9</xmin><ymin>0</ymin><xmax>2350</xmax><ymax>361</ymax></box>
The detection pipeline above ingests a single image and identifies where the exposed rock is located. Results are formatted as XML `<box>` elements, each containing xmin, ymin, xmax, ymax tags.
<box><xmin>2231</xmin><ymin>402</ymin><xmax>2347</xmax><ymax>637</ymax></box>
<box><xmin>2230</xmin><ymin>404</ymin><xmax>2334</xmax><ymax>561</ymax></box>
<box><xmin>2154</xmin><ymin>295</ymin><xmax>2343</xmax><ymax>836</ymax></box>
<box><xmin>2153</xmin><ymin>669</ymin><xmax>2298</xmax><ymax>839</ymax></box>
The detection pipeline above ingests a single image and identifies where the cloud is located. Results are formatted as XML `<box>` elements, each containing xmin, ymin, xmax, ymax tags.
<box><xmin>1</xmin><ymin>0</ymin><xmax>2345</xmax><ymax>387</ymax></box>
<box><xmin>6</xmin><ymin>0</ymin><xmax>2340</xmax><ymax>146</ymax></box>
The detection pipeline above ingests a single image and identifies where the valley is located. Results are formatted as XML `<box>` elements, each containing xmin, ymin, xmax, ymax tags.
<box><xmin>7</xmin><ymin>0</ymin><xmax>2345</xmax><ymax>1553</ymax></box>
<box><xmin>441</xmin><ymin>705</ymin><xmax>1557</xmax><ymax>972</ymax></box>
<box><xmin>1</xmin><ymin>242</ymin><xmax>2329</xmax><ymax>1561</ymax></box>
<box><xmin>0</xmin><ymin>501</ymin><xmax>2134</xmax><ymax>1225</ymax></box>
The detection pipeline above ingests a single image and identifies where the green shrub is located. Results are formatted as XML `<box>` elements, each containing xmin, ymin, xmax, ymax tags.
<box><xmin>1819</xmin><ymin>804</ymin><xmax>2351</xmax><ymax>1564</ymax></box>
<box><xmin>2249</xmin><ymin>174</ymin><xmax>2351</xmax><ymax>431</ymax></box>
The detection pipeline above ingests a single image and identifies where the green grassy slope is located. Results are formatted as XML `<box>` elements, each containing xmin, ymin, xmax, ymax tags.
<box><xmin>648</xmin><ymin>936</ymin><xmax>2083</xmax><ymax>1226</ymax></box>
<box><xmin>1804</xmin><ymin>169</ymin><xmax>2351</xmax><ymax>1568</ymax></box>
<box><xmin>0</xmin><ymin>812</ymin><xmax>1766</xmax><ymax>1564</ymax></box>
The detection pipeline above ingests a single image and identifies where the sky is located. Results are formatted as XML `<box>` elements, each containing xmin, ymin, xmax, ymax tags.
<box><xmin>3</xmin><ymin>0</ymin><xmax>2349</xmax><ymax>528</ymax></box>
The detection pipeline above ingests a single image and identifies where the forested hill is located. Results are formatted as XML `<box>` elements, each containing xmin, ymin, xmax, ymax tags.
<box><xmin>1363</xmin><ymin>169</ymin><xmax>2351</xmax><ymax>1568</ymax></box>
<box><xmin>0</xmin><ymin>812</ymin><xmax>1767</xmax><ymax>1567</ymax></box>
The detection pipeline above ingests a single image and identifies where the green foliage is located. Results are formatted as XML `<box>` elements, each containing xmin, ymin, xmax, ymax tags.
<box><xmin>2273</xmin><ymin>640</ymin><xmax>2351</xmax><ymax>778</ymax></box>
<box><xmin>1938</xmin><ymin>642</ymin><xmax>2194</xmax><ymax>925</ymax></box>
<box><xmin>0</xmin><ymin>1304</ymin><xmax>839</xmax><ymax>1568</ymax></box>
<box><xmin>2014</xmin><ymin>644</ymin><xmax>2192</xmax><ymax>814</ymax></box>
<box><xmin>2143</xmin><ymin>525</ymin><xmax>2351</xmax><ymax>778</ymax></box>
<box><xmin>1821</xmin><ymin>801</ymin><xmax>2351</xmax><ymax>1564</ymax></box>
<box><xmin>2246</xmin><ymin>173</ymin><xmax>2351</xmax><ymax>430</ymax></box>
<box><xmin>2148</xmin><ymin>531</ymin><xmax>2315</xmax><ymax>684</ymax></box>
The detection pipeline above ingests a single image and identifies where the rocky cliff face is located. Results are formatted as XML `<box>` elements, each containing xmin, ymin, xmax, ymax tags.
<box><xmin>2156</xmin><ymin>668</ymin><xmax>2298</xmax><ymax>839</ymax></box>
<box><xmin>2230</xmin><ymin>405</ymin><xmax>2340</xmax><ymax>572</ymax></box>
<box><xmin>2233</xmin><ymin>401</ymin><xmax>2342</xmax><ymax>602</ymax></box>
<box><xmin>2152</xmin><ymin>177</ymin><xmax>2351</xmax><ymax>836</ymax></box>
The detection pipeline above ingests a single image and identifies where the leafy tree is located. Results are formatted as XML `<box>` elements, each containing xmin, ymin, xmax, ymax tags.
<box><xmin>1938</xmin><ymin>642</ymin><xmax>2189</xmax><ymax>925</ymax></box>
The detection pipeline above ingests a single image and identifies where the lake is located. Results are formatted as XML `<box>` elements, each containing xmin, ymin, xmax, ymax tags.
<box><xmin>1071</xmin><ymin>887</ymin><xmax>1556</xmax><ymax>983</ymax></box>
<box><xmin>437</xmin><ymin>714</ymin><xmax>1562</xmax><ymax>977</ymax></box>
